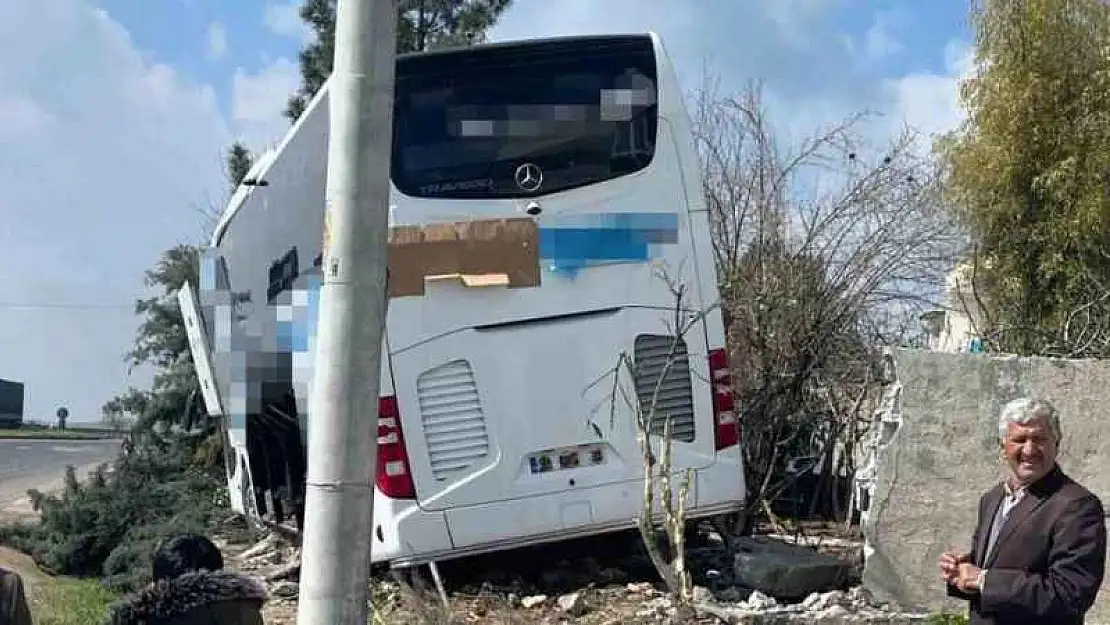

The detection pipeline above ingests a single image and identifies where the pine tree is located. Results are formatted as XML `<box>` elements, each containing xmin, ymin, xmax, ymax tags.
<box><xmin>226</xmin><ymin>141</ymin><xmax>254</xmax><ymax>190</ymax></box>
<box><xmin>284</xmin><ymin>0</ymin><xmax>513</xmax><ymax>121</ymax></box>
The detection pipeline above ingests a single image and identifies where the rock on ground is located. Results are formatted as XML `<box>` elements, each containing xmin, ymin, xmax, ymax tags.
<box><xmin>733</xmin><ymin>536</ymin><xmax>853</xmax><ymax>598</ymax></box>
<box><xmin>697</xmin><ymin>587</ymin><xmax>931</xmax><ymax>624</ymax></box>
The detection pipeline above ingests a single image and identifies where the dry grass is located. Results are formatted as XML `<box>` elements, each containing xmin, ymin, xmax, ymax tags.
<box><xmin>32</xmin><ymin>577</ymin><xmax>117</xmax><ymax>625</ymax></box>
<box><xmin>0</xmin><ymin>547</ymin><xmax>117</xmax><ymax>625</ymax></box>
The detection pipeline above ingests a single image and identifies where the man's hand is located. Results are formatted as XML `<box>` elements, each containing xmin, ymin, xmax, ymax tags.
<box><xmin>954</xmin><ymin>562</ymin><xmax>983</xmax><ymax>593</ymax></box>
<box><xmin>938</xmin><ymin>551</ymin><xmax>970</xmax><ymax>583</ymax></box>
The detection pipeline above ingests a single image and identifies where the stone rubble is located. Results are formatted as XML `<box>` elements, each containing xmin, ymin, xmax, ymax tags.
<box><xmin>220</xmin><ymin>528</ymin><xmax>936</xmax><ymax>624</ymax></box>
<box><xmin>270</xmin><ymin>580</ymin><xmax>299</xmax><ymax>598</ymax></box>
<box><xmin>695</xmin><ymin>587</ymin><xmax>931</xmax><ymax>624</ymax></box>
<box><xmin>521</xmin><ymin>593</ymin><xmax>547</xmax><ymax>608</ymax></box>
<box><xmin>557</xmin><ymin>591</ymin><xmax>587</xmax><ymax>616</ymax></box>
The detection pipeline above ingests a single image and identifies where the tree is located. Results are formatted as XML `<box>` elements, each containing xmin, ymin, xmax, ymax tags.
<box><xmin>284</xmin><ymin>0</ymin><xmax>514</xmax><ymax>121</ymax></box>
<box><xmin>101</xmin><ymin>398</ymin><xmax>133</xmax><ymax>433</ymax></box>
<box><xmin>0</xmin><ymin>246</ymin><xmax>228</xmax><ymax>592</ymax></box>
<box><xmin>598</xmin><ymin>274</ymin><xmax>702</xmax><ymax>603</ymax></box>
<box><xmin>104</xmin><ymin>245</ymin><xmax>211</xmax><ymax>439</ymax></box>
<box><xmin>226</xmin><ymin>141</ymin><xmax>254</xmax><ymax>190</ymax></box>
<box><xmin>693</xmin><ymin>81</ymin><xmax>962</xmax><ymax>531</ymax></box>
<box><xmin>937</xmin><ymin>0</ymin><xmax>1110</xmax><ymax>357</ymax></box>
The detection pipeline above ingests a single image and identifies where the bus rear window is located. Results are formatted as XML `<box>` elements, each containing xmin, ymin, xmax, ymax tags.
<box><xmin>391</xmin><ymin>35</ymin><xmax>659</xmax><ymax>200</ymax></box>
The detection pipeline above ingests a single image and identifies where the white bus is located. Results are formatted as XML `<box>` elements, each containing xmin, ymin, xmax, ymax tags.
<box><xmin>184</xmin><ymin>32</ymin><xmax>745</xmax><ymax>569</ymax></box>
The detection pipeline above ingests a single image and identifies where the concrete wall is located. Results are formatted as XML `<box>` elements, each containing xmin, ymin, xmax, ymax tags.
<box><xmin>859</xmin><ymin>349</ymin><xmax>1110</xmax><ymax>622</ymax></box>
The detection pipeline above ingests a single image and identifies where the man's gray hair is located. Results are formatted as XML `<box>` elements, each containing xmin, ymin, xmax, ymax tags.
<box><xmin>998</xmin><ymin>397</ymin><xmax>1061</xmax><ymax>442</ymax></box>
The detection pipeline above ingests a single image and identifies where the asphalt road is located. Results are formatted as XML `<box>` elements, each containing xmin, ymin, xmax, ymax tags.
<box><xmin>0</xmin><ymin>438</ymin><xmax>121</xmax><ymax>518</ymax></box>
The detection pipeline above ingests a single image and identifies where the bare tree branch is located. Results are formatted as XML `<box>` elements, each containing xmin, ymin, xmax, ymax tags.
<box><xmin>691</xmin><ymin>80</ymin><xmax>961</xmax><ymax>530</ymax></box>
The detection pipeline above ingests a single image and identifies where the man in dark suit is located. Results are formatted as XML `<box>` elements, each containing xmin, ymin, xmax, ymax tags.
<box><xmin>938</xmin><ymin>397</ymin><xmax>1107</xmax><ymax>625</ymax></box>
<box><xmin>0</xmin><ymin>565</ymin><xmax>32</xmax><ymax>625</ymax></box>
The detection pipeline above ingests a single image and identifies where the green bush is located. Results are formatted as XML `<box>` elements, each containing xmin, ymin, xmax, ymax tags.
<box><xmin>0</xmin><ymin>432</ymin><xmax>226</xmax><ymax>593</ymax></box>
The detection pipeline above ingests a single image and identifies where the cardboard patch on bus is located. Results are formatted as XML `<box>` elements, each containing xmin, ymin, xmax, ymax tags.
<box><xmin>388</xmin><ymin>218</ymin><xmax>541</xmax><ymax>298</ymax></box>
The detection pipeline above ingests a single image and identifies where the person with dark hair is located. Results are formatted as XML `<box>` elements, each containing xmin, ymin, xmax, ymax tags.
<box><xmin>103</xmin><ymin>533</ymin><xmax>267</xmax><ymax>625</ymax></box>
<box><xmin>1</xmin><ymin>565</ymin><xmax>33</xmax><ymax>625</ymax></box>
<box><xmin>151</xmin><ymin>534</ymin><xmax>225</xmax><ymax>582</ymax></box>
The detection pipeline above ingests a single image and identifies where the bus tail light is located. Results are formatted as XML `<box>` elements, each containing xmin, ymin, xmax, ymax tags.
<box><xmin>709</xmin><ymin>348</ymin><xmax>739</xmax><ymax>451</ymax></box>
<box><xmin>377</xmin><ymin>396</ymin><xmax>416</xmax><ymax>499</ymax></box>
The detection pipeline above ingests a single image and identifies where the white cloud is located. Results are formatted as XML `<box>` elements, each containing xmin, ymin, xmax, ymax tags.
<box><xmin>763</xmin><ymin>0</ymin><xmax>838</xmax><ymax>49</ymax></box>
<box><xmin>764</xmin><ymin>38</ymin><xmax>972</xmax><ymax>156</ymax></box>
<box><xmin>207</xmin><ymin>21</ymin><xmax>229</xmax><ymax>61</ymax></box>
<box><xmin>887</xmin><ymin>39</ymin><xmax>975</xmax><ymax>144</ymax></box>
<box><xmin>231</xmin><ymin>58</ymin><xmax>300</xmax><ymax>151</ymax></box>
<box><xmin>266</xmin><ymin>1</ymin><xmax>313</xmax><ymax>43</ymax></box>
<box><xmin>0</xmin><ymin>1</ymin><xmax>231</xmax><ymax>422</ymax></box>
<box><xmin>0</xmin><ymin>95</ymin><xmax>53</xmax><ymax>142</ymax></box>
<box><xmin>841</xmin><ymin>10</ymin><xmax>906</xmax><ymax>70</ymax></box>
<box><xmin>488</xmin><ymin>1</ymin><xmax>700</xmax><ymax>45</ymax></box>
<box><xmin>864</xmin><ymin>11</ymin><xmax>904</xmax><ymax>61</ymax></box>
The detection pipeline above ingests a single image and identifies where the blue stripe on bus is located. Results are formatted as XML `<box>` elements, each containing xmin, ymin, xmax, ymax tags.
<box><xmin>277</xmin><ymin>276</ymin><xmax>322</xmax><ymax>353</ymax></box>
<box><xmin>539</xmin><ymin>228</ymin><xmax>654</xmax><ymax>261</ymax></box>
<box><xmin>538</xmin><ymin>212</ymin><xmax>680</xmax><ymax>276</ymax></box>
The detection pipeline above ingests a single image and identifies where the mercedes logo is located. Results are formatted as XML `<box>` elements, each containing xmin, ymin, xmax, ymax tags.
<box><xmin>514</xmin><ymin>163</ymin><xmax>543</xmax><ymax>193</ymax></box>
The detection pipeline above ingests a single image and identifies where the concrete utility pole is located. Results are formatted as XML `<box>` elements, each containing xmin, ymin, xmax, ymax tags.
<box><xmin>296</xmin><ymin>0</ymin><xmax>398</xmax><ymax>622</ymax></box>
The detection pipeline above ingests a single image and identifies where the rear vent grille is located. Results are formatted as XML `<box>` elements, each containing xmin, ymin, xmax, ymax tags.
<box><xmin>416</xmin><ymin>359</ymin><xmax>491</xmax><ymax>481</ymax></box>
<box><xmin>633</xmin><ymin>334</ymin><xmax>696</xmax><ymax>442</ymax></box>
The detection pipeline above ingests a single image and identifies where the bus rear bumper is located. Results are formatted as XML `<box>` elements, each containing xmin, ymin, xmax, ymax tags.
<box><xmin>388</xmin><ymin>499</ymin><xmax>743</xmax><ymax>569</ymax></box>
<box><xmin>378</xmin><ymin>465</ymin><xmax>745</xmax><ymax>569</ymax></box>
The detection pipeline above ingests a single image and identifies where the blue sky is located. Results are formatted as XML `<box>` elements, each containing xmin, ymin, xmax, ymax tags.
<box><xmin>0</xmin><ymin>0</ymin><xmax>973</xmax><ymax>423</ymax></box>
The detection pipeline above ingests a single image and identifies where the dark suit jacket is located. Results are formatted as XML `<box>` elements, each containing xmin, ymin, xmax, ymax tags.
<box><xmin>104</xmin><ymin>570</ymin><xmax>267</xmax><ymax>625</ymax></box>
<box><xmin>0</xmin><ymin>566</ymin><xmax>32</xmax><ymax>625</ymax></box>
<box><xmin>946</xmin><ymin>465</ymin><xmax>1107</xmax><ymax>625</ymax></box>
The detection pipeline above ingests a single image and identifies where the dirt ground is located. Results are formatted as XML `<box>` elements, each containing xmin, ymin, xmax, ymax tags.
<box><xmin>0</xmin><ymin>545</ymin><xmax>47</xmax><ymax>584</ymax></box>
<box><xmin>0</xmin><ymin>545</ymin><xmax>118</xmax><ymax>625</ymax></box>
<box><xmin>216</xmin><ymin>523</ymin><xmax>818</xmax><ymax>625</ymax></box>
